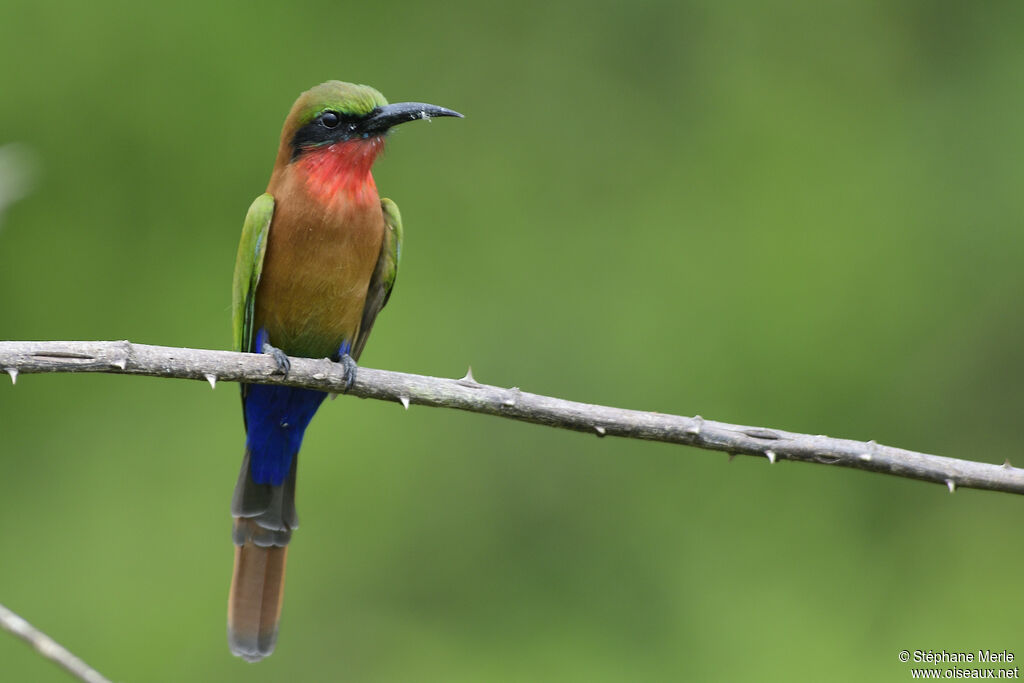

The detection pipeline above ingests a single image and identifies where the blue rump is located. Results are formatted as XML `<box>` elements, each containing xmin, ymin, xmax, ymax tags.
<box><xmin>244</xmin><ymin>384</ymin><xmax>327</xmax><ymax>486</ymax></box>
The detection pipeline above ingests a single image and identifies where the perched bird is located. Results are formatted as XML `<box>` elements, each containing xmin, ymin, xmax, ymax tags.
<box><xmin>228</xmin><ymin>81</ymin><xmax>461</xmax><ymax>661</ymax></box>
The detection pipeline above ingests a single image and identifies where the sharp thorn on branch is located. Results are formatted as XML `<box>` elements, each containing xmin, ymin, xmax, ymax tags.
<box><xmin>687</xmin><ymin>415</ymin><xmax>704</xmax><ymax>436</ymax></box>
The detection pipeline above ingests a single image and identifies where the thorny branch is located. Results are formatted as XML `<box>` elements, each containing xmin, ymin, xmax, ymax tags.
<box><xmin>2</xmin><ymin>339</ymin><xmax>1023</xmax><ymax>497</ymax></box>
<box><xmin>0</xmin><ymin>602</ymin><xmax>113</xmax><ymax>683</ymax></box>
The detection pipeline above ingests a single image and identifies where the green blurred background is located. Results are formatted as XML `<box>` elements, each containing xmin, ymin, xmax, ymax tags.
<box><xmin>2</xmin><ymin>1</ymin><xmax>1023</xmax><ymax>680</ymax></box>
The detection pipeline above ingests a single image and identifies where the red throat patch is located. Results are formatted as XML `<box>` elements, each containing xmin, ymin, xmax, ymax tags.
<box><xmin>297</xmin><ymin>137</ymin><xmax>384</xmax><ymax>205</ymax></box>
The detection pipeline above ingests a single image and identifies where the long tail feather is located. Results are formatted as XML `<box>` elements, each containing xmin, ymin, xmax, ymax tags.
<box><xmin>227</xmin><ymin>450</ymin><xmax>298</xmax><ymax>662</ymax></box>
<box><xmin>228</xmin><ymin>521</ymin><xmax>289</xmax><ymax>661</ymax></box>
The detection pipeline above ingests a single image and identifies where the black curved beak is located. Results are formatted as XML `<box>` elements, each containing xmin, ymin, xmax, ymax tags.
<box><xmin>361</xmin><ymin>102</ymin><xmax>463</xmax><ymax>135</ymax></box>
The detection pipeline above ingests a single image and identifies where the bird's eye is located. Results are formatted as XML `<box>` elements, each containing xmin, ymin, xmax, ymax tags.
<box><xmin>320</xmin><ymin>112</ymin><xmax>340</xmax><ymax>128</ymax></box>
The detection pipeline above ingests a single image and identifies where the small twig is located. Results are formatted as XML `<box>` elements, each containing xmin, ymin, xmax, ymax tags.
<box><xmin>0</xmin><ymin>602</ymin><xmax>113</xmax><ymax>683</ymax></box>
<box><xmin>1</xmin><ymin>339</ymin><xmax>1023</xmax><ymax>497</ymax></box>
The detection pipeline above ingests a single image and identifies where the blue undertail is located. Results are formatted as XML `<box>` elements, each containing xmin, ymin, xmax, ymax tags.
<box><xmin>244</xmin><ymin>384</ymin><xmax>327</xmax><ymax>486</ymax></box>
<box><xmin>244</xmin><ymin>331</ymin><xmax>352</xmax><ymax>486</ymax></box>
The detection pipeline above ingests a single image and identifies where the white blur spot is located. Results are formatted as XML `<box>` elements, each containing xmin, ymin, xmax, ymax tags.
<box><xmin>0</xmin><ymin>143</ymin><xmax>38</xmax><ymax>232</ymax></box>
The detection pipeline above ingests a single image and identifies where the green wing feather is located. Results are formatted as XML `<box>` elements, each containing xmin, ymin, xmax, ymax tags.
<box><xmin>232</xmin><ymin>193</ymin><xmax>275</xmax><ymax>354</ymax></box>
<box><xmin>352</xmin><ymin>197</ymin><xmax>403</xmax><ymax>360</ymax></box>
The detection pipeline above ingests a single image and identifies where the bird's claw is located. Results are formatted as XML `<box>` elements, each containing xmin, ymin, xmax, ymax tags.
<box><xmin>262</xmin><ymin>340</ymin><xmax>291</xmax><ymax>376</ymax></box>
<box><xmin>339</xmin><ymin>354</ymin><xmax>357</xmax><ymax>392</ymax></box>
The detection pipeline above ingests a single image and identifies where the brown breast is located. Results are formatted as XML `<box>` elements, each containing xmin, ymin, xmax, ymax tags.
<box><xmin>253</xmin><ymin>165</ymin><xmax>385</xmax><ymax>359</ymax></box>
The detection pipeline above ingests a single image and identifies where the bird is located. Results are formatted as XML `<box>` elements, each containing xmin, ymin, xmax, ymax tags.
<box><xmin>228</xmin><ymin>80</ymin><xmax>461</xmax><ymax>661</ymax></box>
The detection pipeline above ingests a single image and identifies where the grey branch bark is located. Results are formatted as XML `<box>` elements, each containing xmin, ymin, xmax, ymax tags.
<box><xmin>2</xmin><ymin>339</ymin><xmax>1023</xmax><ymax>497</ymax></box>
<box><xmin>0</xmin><ymin>602</ymin><xmax>113</xmax><ymax>683</ymax></box>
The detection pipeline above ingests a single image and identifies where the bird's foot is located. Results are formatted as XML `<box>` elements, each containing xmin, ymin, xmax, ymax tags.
<box><xmin>338</xmin><ymin>354</ymin><xmax>357</xmax><ymax>392</ymax></box>
<box><xmin>261</xmin><ymin>340</ymin><xmax>291</xmax><ymax>376</ymax></box>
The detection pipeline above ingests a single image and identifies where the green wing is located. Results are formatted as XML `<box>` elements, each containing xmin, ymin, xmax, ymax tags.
<box><xmin>232</xmin><ymin>193</ymin><xmax>275</xmax><ymax>354</ymax></box>
<box><xmin>352</xmin><ymin>197</ymin><xmax>403</xmax><ymax>360</ymax></box>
